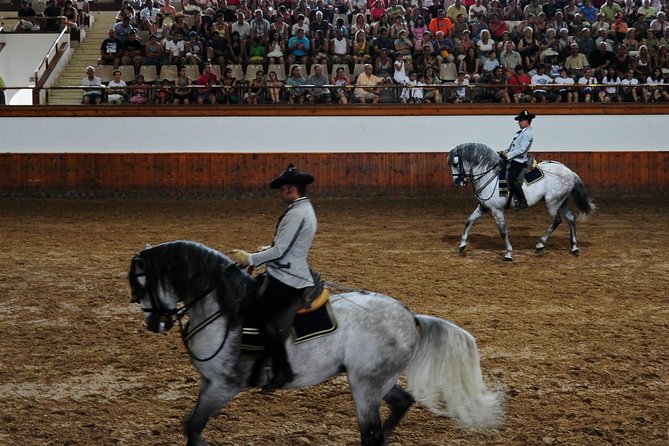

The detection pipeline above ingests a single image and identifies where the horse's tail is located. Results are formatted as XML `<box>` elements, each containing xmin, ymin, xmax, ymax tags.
<box><xmin>406</xmin><ymin>315</ymin><xmax>503</xmax><ymax>429</ymax></box>
<box><xmin>571</xmin><ymin>176</ymin><xmax>596</xmax><ymax>216</ymax></box>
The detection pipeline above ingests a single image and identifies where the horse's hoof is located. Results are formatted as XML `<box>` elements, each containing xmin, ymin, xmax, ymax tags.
<box><xmin>571</xmin><ymin>248</ymin><xmax>580</xmax><ymax>256</ymax></box>
<box><xmin>535</xmin><ymin>244</ymin><xmax>545</xmax><ymax>252</ymax></box>
<box><xmin>503</xmin><ymin>254</ymin><xmax>513</xmax><ymax>262</ymax></box>
<box><xmin>459</xmin><ymin>245</ymin><xmax>467</xmax><ymax>254</ymax></box>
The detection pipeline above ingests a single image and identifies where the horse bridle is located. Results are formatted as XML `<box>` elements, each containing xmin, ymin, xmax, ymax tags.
<box><xmin>130</xmin><ymin>255</ymin><xmax>233</xmax><ymax>362</ymax></box>
<box><xmin>450</xmin><ymin>148</ymin><xmax>501</xmax><ymax>201</ymax></box>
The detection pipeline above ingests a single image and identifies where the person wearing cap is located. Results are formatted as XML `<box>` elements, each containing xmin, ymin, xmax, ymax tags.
<box><xmin>230</xmin><ymin>165</ymin><xmax>318</xmax><ymax>390</ymax></box>
<box><xmin>428</xmin><ymin>8</ymin><xmax>453</xmax><ymax>38</ymax></box>
<box><xmin>250</xmin><ymin>8</ymin><xmax>271</xmax><ymax>44</ymax></box>
<box><xmin>14</xmin><ymin>0</ymin><xmax>37</xmax><ymax>32</ymax></box>
<box><xmin>500</xmin><ymin>110</ymin><xmax>535</xmax><ymax>210</ymax></box>
<box><xmin>564</xmin><ymin>42</ymin><xmax>589</xmax><ymax>78</ymax></box>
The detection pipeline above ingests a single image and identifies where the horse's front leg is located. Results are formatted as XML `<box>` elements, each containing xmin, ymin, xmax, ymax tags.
<box><xmin>184</xmin><ymin>376</ymin><xmax>242</xmax><ymax>446</ymax></box>
<box><xmin>490</xmin><ymin>208</ymin><xmax>513</xmax><ymax>261</ymax></box>
<box><xmin>459</xmin><ymin>205</ymin><xmax>484</xmax><ymax>254</ymax></box>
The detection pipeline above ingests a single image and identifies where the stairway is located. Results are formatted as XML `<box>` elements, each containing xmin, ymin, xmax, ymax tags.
<box><xmin>48</xmin><ymin>12</ymin><xmax>118</xmax><ymax>105</ymax></box>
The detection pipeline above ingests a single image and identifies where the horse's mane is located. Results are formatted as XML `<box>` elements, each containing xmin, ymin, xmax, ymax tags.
<box><xmin>451</xmin><ymin>143</ymin><xmax>501</xmax><ymax>170</ymax></box>
<box><xmin>137</xmin><ymin>240</ymin><xmax>253</xmax><ymax>320</ymax></box>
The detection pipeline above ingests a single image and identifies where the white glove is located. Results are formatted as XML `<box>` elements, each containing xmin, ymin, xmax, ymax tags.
<box><xmin>230</xmin><ymin>249</ymin><xmax>250</xmax><ymax>267</ymax></box>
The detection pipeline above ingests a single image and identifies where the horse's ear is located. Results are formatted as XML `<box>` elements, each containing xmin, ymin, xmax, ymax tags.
<box><xmin>145</xmin><ymin>243</ymin><xmax>152</xmax><ymax>249</ymax></box>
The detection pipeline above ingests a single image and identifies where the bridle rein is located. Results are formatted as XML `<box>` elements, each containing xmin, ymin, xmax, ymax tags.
<box><xmin>450</xmin><ymin>148</ymin><xmax>501</xmax><ymax>201</ymax></box>
<box><xmin>130</xmin><ymin>256</ymin><xmax>234</xmax><ymax>362</ymax></box>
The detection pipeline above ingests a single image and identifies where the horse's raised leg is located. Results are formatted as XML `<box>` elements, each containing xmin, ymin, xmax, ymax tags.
<box><xmin>563</xmin><ymin>208</ymin><xmax>579</xmax><ymax>255</ymax></box>
<box><xmin>490</xmin><ymin>208</ymin><xmax>513</xmax><ymax>261</ymax></box>
<box><xmin>381</xmin><ymin>385</ymin><xmax>415</xmax><ymax>441</ymax></box>
<box><xmin>459</xmin><ymin>205</ymin><xmax>484</xmax><ymax>254</ymax></box>
<box><xmin>536</xmin><ymin>202</ymin><xmax>564</xmax><ymax>252</ymax></box>
<box><xmin>184</xmin><ymin>378</ymin><xmax>240</xmax><ymax>446</ymax></box>
<box><xmin>348</xmin><ymin>379</ymin><xmax>385</xmax><ymax>446</ymax></box>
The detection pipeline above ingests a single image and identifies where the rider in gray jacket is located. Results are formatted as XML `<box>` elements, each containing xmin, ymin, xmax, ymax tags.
<box><xmin>501</xmin><ymin>109</ymin><xmax>535</xmax><ymax>210</ymax></box>
<box><xmin>231</xmin><ymin>165</ymin><xmax>317</xmax><ymax>389</ymax></box>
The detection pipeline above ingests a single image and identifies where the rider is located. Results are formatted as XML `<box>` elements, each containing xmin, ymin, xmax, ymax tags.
<box><xmin>230</xmin><ymin>165</ymin><xmax>317</xmax><ymax>390</ymax></box>
<box><xmin>500</xmin><ymin>109</ymin><xmax>535</xmax><ymax>210</ymax></box>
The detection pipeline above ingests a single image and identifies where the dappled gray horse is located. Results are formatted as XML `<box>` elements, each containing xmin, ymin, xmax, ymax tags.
<box><xmin>448</xmin><ymin>143</ymin><xmax>595</xmax><ymax>260</ymax></box>
<box><xmin>128</xmin><ymin>240</ymin><xmax>503</xmax><ymax>446</ymax></box>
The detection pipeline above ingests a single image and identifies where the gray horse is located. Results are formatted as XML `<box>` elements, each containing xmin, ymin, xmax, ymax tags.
<box><xmin>448</xmin><ymin>143</ymin><xmax>596</xmax><ymax>261</ymax></box>
<box><xmin>128</xmin><ymin>240</ymin><xmax>503</xmax><ymax>446</ymax></box>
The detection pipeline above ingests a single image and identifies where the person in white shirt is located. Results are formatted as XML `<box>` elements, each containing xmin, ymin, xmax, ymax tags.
<box><xmin>554</xmin><ymin>66</ymin><xmax>575</xmax><ymax>102</ymax></box>
<box><xmin>600</xmin><ymin>66</ymin><xmax>621</xmax><ymax>102</ymax></box>
<box><xmin>107</xmin><ymin>69</ymin><xmax>127</xmax><ymax>104</ymax></box>
<box><xmin>620</xmin><ymin>68</ymin><xmax>640</xmax><ymax>102</ymax></box>
<box><xmin>164</xmin><ymin>33</ymin><xmax>186</xmax><ymax>65</ymax></box>
<box><xmin>81</xmin><ymin>66</ymin><xmax>102</xmax><ymax>105</ymax></box>
<box><xmin>530</xmin><ymin>64</ymin><xmax>556</xmax><ymax>102</ymax></box>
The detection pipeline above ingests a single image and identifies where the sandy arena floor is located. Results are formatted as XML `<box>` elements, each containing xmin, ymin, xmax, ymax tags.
<box><xmin>0</xmin><ymin>193</ymin><xmax>667</xmax><ymax>446</ymax></box>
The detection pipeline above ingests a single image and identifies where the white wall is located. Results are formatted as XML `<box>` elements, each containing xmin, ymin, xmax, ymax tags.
<box><xmin>0</xmin><ymin>33</ymin><xmax>68</xmax><ymax>105</ymax></box>
<box><xmin>0</xmin><ymin>114</ymin><xmax>668</xmax><ymax>153</ymax></box>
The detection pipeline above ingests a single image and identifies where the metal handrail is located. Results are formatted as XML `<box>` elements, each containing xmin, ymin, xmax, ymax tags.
<box><xmin>34</xmin><ymin>27</ymin><xmax>70</xmax><ymax>84</ymax></box>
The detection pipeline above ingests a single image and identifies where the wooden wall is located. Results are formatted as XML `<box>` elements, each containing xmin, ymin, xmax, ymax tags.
<box><xmin>1</xmin><ymin>151</ymin><xmax>667</xmax><ymax>197</ymax></box>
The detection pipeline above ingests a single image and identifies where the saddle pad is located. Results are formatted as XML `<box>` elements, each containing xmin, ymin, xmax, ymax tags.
<box><xmin>240</xmin><ymin>302</ymin><xmax>338</xmax><ymax>353</ymax></box>
<box><xmin>524</xmin><ymin>167</ymin><xmax>544</xmax><ymax>185</ymax></box>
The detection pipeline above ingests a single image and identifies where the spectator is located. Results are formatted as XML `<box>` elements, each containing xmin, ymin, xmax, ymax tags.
<box><xmin>353</xmin><ymin>30</ymin><xmax>372</xmax><ymax>64</ymax></box>
<box><xmin>140</xmin><ymin>0</ymin><xmax>160</xmax><ymax>29</ymax></box>
<box><xmin>196</xmin><ymin>63</ymin><xmax>218</xmax><ymax>104</ymax></box>
<box><xmin>331</xmin><ymin>28</ymin><xmax>352</xmax><ymax>66</ymax></box>
<box><xmin>452</xmin><ymin>14</ymin><xmax>470</xmax><ymax>41</ymax></box>
<box><xmin>354</xmin><ymin>63</ymin><xmax>384</xmax><ymax>103</ymax></box>
<box><xmin>250</xmin><ymin>9</ymin><xmax>271</xmax><ymax>44</ymax></box>
<box><xmin>489</xmin><ymin>65</ymin><xmax>512</xmax><ymax>103</ymax></box>
<box><xmin>423</xmin><ymin>65</ymin><xmax>442</xmax><ymax>103</ymax></box>
<box><xmin>185</xmin><ymin>31</ymin><xmax>205</xmax><ymax>66</ymax></box>
<box><xmin>576</xmin><ymin>66</ymin><xmax>597</xmax><ymax>102</ymax></box>
<box><xmin>488</xmin><ymin>13</ymin><xmax>509</xmax><ymax>40</ymax></box>
<box><xmin>579</xmin><ymin>0</ymin><xmax>598</xmax><ymax>23</ymax></box>
<box><xmin>231</xmin><ymin>12</ymin><xmax>251</xmax><ymax>43</ymax></box>
<box><xmin>306</xmin><ymin>64</ymin><xmax>331</xmax><ymax>103</ymax></box>
<box><xmin>650</xmin><ymin>12</ymin><xmax>669</xmax><ymax>37</ymax></box>
<box><xmin>612</xmin><ymin>43</ymin><xmax>632</xmax><ymax>76</ymax></box>
<box><xmin>266</xmin><ymin>71</ymin><xmax>283</xmax><ymax>104</ymax></box>
<box><xmin>170</xmin><ymin>14</ymin><xmax>191</xmax><ymax>39</ymax></box>
<box><xmin>82</xmin><ymin>66</ymin><xmax>103</xmax><ymax>105</ymax></box>
<box><xmin>114</xmin><ymin>16</ymin><xmax>135</xmax><ymax>42</ymax></box>
<box><xmin>517</xmin><ymin>27</ymin><xmax>540</xmax><ymax>58</ymax></box>
<box><xmin>128</xmin><ymin>74</ymin><xmax>150</xmax><ymax>104</ymax></box>
<box><xmin>270</xmin><ymin>13</ymin><xmax>290</xmax><ymax>40</ymax></box>
<box><xmin>351</xmin><ymin>13</ymin><xmax>371</xmax><ymax>37</ymax></box>
<box><xmin>590</xmin><ymin>40</ymin><xmax>614</xmax><ymax>71</ymax></box>
<box><xmin>63</xmin><ymin>1</ymin><xmax>79</xmax><ymax>31</ymax></box>
<box><xmin>375</xmin><ymin>48</ymin><xmax>394</xmax><ymax>79</ymax></box>
<box><xmin>503</xmin><ymin>0</ymin><xmax>523</xmax><ymax>20</ymax></box>
<box><xmin>43</xmin><ymin>0</ymin><xmax>63</xmax><ymax>32</ymax></box>
<box><xmin>144</xmin><ymin>34</ymin><xmax>165</xmax><ymax>69</ymax></box>
<box><xmin>434</xmin><ymin>30</ymin><xmax>455</xmax><ymax>64</ymax></box>
<box><xmin>165</xmin><ymin>34</ymin><xmax>187</xmax><ymax>66</ymax></box>
<box><xmin>291</xmin><ymin>14</ymin><xmax>310</xmax><ymax>37</ymax></box>
<box><xmin>633</xmin><ymin>45</ymin><xmax>653</xmax><ymax>79</ymax></box>
<box><xmin>286</xmin><ymin>64</ymin><xmax>307</xmax><ymax>104</ymax></box>
<box><xmin>287</xmin><ymin>28</ymin><xmax>310</xmax><ymax>66</ymax></box>
<box><xmin>249</xmin><ymin>36</ymin><xmax>267</xmax><ymax>64</ymax></box>
<box><xmin>400</xmin><ymin>71</ymin><xmax>419</xmax><ymax>103</ymax></box>
<box><xmin>554</xmin><ymin>66</ymin><xmax>576</xmax><ymax>102</ymax></box>
<box><xmin>654</xmin><ymin>45</ymin><xmax>668</xmax><ymax>73</ymax></box>
<box><xmin>121</xmin><ymin>31</ymin><xmax>143</xmax><ymax>76</ymax></box>
<box><xmin>311</xmin><ymin>30</ymin><xmax>330</xmax><ymax>67</ymax></box>
<box><xmin>446</xmin><ymin>0</ymin><xmax>467</xmax><ymax>23</ymax></box>
<box><xmin>601</xmin><ymin>65</ymin><xmax>622</xmax><ymax>102</ymax></box>
<box><xmin>389</xmin><ymin>15</ymin><xmax>408</xmax><ymax>40</ymax></box>
<box><xmin>500</xmin><ymin>42</ymin><xmax>522</xmax><ymax>71</ymax></box>
<box><xmin>564</xmin><ymin>42</ymin><xmax>590</xmax><ymax>78</ymax></box>
<box><xmin>392</xmin><ymin>51</ymin><xmax>409</xmax><ymax>84</ymax></box>
<box><xmin>469</xmin><ymin>0</ymin><xmax>487</xmax><ymax>21</ymax></box>
<box><xmin>645</xmin><ymin>67</ymin><xmax>669</xmax><ymax>102</ymax></box>
<box><xmin>267</xmin><ymin>31</ymin><xmax>287</xmax><ymax>66</ymax></box>
<box><xmin>228</xmin><ymin>31</ymin><xmax>246</xmax><ymax>65</ymax></box>
<box><xmin>619</xmin><ymin>68</ymin><xmax>640</xmax><ymax>102</ymax></box>
<box><xmin>411</xmin><ymin>15</ymin><xmax>428</xmax><ymax>44</ymax></box>
<box><xmin>530</xmin><ymin>64</ymin><xmax>556</xmax><ymax>102</ymax></box>
<box><xmin>428</xmin><ymin>9</ymin><xmax>453</xmax><ymax>38</ymax></box>
<box><xmin>508</xmin><ymin>64</ymin><xmax>533</xmax><ymax>103</ymax></box>
<box><xmin>331</xmin><ymin>66</ymin><xmax>350</xmax><ymax>104</ymax></box>
<box><xmin>217</xmin><ymin>67</ymin><xmax>238</xmax><ymax>104</ymax></box>
<box><xmin>451</xmin><ymin>70</ymin><xmax>469</xmax><ymax>102</ymax></box>
<box><xmin>372</xmin><ymin>27</ymin><xmax>395</xmax><ymax>59</ymax></box>
<box><xmin>14</xmin><ymin>0</ymin><xmax>37</xmax><ymax>32</ymax></box>
<box><xmin>99</xmin><ymin>28</ymin><xmax>123</xmax><ymax>68</ymax></box>
<box><xmin>310</xmin><ymin>10</ymin><xmax>332</xmax><ymax>39</ymax></box>
<box><xmin>106</xmin><ymin>69</ymin><xmax>128</xmax><ymax>105</ymax></box>
<box><xmin>386</xmin><ymin>0</ymin><xmax>406</xmax><ymax>22</ymax></box>
<box><xmin>154</xmin><ymin>79</ymin><xmax>172</xmax><ymax>105</ymax></box>
<box><xmin>610</xmin><ymin>12</ymin><xmax>629</xmax><ymax>42</ymax></box>
<box><xmin>578</xmin><ymin>28</ymin><xmax>596</xmax><ymax>56</ymax></box>
<box><xmin>476</xmin><ymin>30</ymin><xmax>495</xmax><ymax>60</ymax></box>
<box><xmin>637</xmin><ymin>0</ymin><xmax>656</xmax><ymax>23</ymax></box>
<box><xmin>207</xmin><ymin>31</ymin><xmax>229</xmax><ymax>67</ymax></box>
<box><xmin>160</xmin><ymin>0</ymin><xmax>177</xmax><ymax>19</ymax></box>
<box><xmin>173</xmin><ymin>66</ymin><xmax>193</xmax><ymax>104</ymax></box>
<box><xmin>600</xmin><ymin>0</ymin><xmax>622</xmax><ymax>23</ymax></box>
<box><xmin>461</xmin><ymin>46</ymin><xmax>482</xmax><ymax>80</ymax></box>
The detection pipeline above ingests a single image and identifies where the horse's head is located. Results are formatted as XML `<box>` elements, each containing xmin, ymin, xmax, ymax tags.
<box><xmin>128</xmin><ymin>241</ymin><xmax>249</xmax><ymax>334</ymax></box>
<box><xmin>129</xmin><ymin>249</ymin><xmax>177</xmax><ymax>333</ymax></box>
<box><xmin>448</xmin><ymin>146</ymin><xmax>467</xmax><ymax>187</ymax></box>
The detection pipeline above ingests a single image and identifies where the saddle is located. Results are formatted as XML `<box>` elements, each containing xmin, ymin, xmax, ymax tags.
<box><xmin>498</xmin><ymin>155</ymin><xmax>539</xmax><ymax>198</ymax></box>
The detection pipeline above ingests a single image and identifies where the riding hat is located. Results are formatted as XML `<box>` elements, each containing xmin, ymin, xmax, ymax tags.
<box><xmin>270</xmin><ymin>165</ymin><xmax>315</xmax><ymax>189</ymax></box>
<box><xmin>514</xmin><ymin>110</ymin><xmax>536</xmax><ymax>122</ymax></box>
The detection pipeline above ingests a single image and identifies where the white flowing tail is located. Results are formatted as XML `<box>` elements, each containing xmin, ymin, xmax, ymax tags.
<box><xmin>406</xmin><ymin>315</ymin><xmax>503</xmax><ymax>429</ymax></box>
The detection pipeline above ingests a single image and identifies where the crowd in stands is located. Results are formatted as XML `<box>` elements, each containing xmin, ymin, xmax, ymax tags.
<box><xmin>86</xmin><ymin>0</ymin><xmax>669</xmax><ymax>104</ymax></box>
<box><xmin>12</xmin><ymin>0</ymin><xmax>89</xmax><ymax>32</ymax></box>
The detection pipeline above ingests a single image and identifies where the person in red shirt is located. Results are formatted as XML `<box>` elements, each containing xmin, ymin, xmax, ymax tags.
<box><xmin>508</xmin><ymin>64</ymin><xmax>532</xmax><ymax>103</ymax></box>
<box><xmin>196</xmin><ymin>63</ymin><xmax>218</xmax><ymax>104</ymax></box>
<box><xmin>428</xmin><ymin>9</ymin><xmax>454</xmax><ymax>38</ymax></box>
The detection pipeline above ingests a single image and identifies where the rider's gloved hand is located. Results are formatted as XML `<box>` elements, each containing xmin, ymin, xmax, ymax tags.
<box><xmin>230</xmin><ymin>249</ymin><xmax>250</xmax><ymax>267</ymax></box>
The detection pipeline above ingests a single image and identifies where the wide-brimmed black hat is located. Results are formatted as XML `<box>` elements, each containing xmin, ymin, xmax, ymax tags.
<box><xmin>269</xmin><ymin>165</ymin><xmax>314</xmax><ymax>189</ymax></box>
<box><xmin>514</xmin><ymin>110</ymin><xmax>536</xmax><ymax>121</ymax></box>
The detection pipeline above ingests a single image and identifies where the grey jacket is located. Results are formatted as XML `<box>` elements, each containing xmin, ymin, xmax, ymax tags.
<box><xmin>507</xmin><ymin>126</ymin><xmax>533</xmax><ymax>163</ymax></box>
<box><xmin>248</xmin><ymin>197</ymin><xmax>317</xmax><ymax>289</ymax></box>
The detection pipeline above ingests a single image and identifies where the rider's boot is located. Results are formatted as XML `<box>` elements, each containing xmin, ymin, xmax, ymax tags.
<box><xmin>512</xmin><ymin>181</ymin><xmax>528</xmax><ymax>210</ymax></box>
<box><xmin>262</xmin><ymin>321</ymin><xmax>295</xmax><ymax>391</ymax></box>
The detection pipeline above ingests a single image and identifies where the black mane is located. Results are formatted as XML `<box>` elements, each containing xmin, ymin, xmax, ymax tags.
<box><xmin>134</xmin><ymin>240</ymin><xmax>253</xmax><ymax>320</ymax></box>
